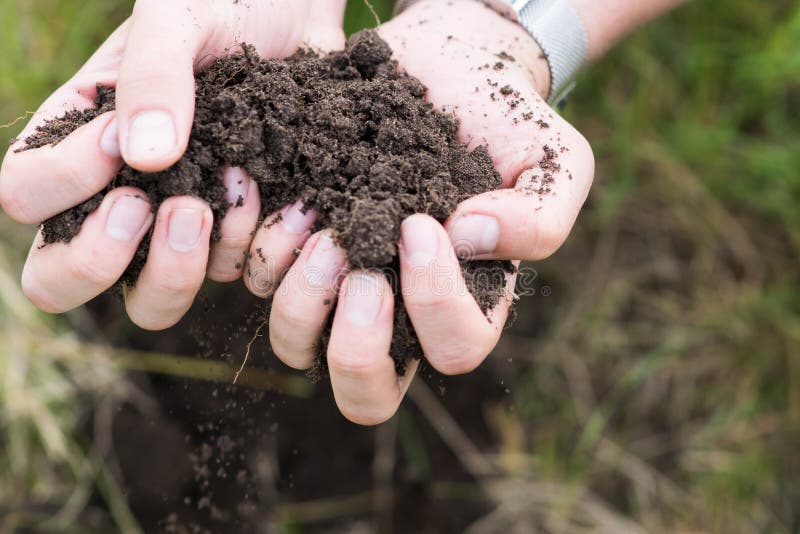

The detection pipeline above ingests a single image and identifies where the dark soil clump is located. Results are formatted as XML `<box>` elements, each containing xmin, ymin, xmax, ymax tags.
<box><xmin>19</xmin><ymin>30</ymin><xmax>514</xmax><ymax>374</ymax></box>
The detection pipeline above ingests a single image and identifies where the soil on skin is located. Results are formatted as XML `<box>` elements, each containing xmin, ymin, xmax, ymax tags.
<box><xmin>19</xmin><ymin>30</ymin><xmax>515</xmax><ymax>375</ymax></box>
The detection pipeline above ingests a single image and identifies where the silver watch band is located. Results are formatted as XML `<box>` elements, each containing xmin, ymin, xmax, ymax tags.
<box><xmin>394</xmin><ymin>0</ymin><xmax>588</xmax><ymax>106</ymax></box>
<box><xmin>509</xmin><ymin>0</ymin><xmax>588</xmax><ymax>105</ymax></box>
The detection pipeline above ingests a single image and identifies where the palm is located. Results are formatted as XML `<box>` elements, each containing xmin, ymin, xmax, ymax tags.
<box><xmin>379</xmin><ymin>0</ymin><xmax>553</xmax><ymax>187</ymax></box>
<box><xmin>380</xmin><ymin>0</ymin><xmax>594</xmax><ymax>264</ymax></box>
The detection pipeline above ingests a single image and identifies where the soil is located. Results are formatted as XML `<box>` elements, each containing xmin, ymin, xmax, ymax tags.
<box><xmin>20</xmin><ymin>30</ymin><xmax>514</xmax><ymax>375</ymax></box>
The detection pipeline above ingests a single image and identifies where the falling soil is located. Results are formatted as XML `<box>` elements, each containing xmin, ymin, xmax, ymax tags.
<box><xmin>19</xmin><ymin>30</ymin><xmax>514</xmax><ymax>375</ymax></box>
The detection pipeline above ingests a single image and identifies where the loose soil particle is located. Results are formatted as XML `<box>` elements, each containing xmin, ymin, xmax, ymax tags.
<box><xmin>19</xmin><ymin>30</ymin><xmax>515</xmax><ymax>376</ymax></box>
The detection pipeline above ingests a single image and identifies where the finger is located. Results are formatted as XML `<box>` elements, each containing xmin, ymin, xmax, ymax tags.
<box><xmin>328</xmin><ymin>271</ymin><xmax>417</xmax><ymax>425</ymax></box>
<box><xmin>116</xmin><ymin>0</ymin><xmax>210</xmax><ymax>172</ymax></box>
<box><xmin>1</xmin><ymin>22</ymin><xmax>132</xmax><ymax>224</ymax></box>
<box><xmin>269</xmin><ymin>230</ymin><xmax>349</xmax><ymax>370</ymax></box>
<box><xmin>446</xmin><ymin>119</ymin><xmax>594</xmax><ymax>261</ymax></box>
<box><xmin>20</xmin><ymin>187</ymin><xmax>153</xmax><ymax>313</ymax></box>
<box><xmin>124</xmin><ymin>196</ymin><xmax>213</xmax><ymax>330</ymax></box>
<box><xmin>304</xmin><ymin>0</ymin><xmax>347</xmax><ymax>52</ymax></box>
<box><xmin>0</xmin><ymin>111</ymin><xmax>123</xmax><ymax>224</ymax></box>
<box><xmin>400</xmin><ymin>214</ymin><xmax>513</xmax><ymax>375</ymax></box>
<box><xmin>207</xmin><ymin>168</ymin><xmax>261</xmax><ymax>282</ymax></box>
<box><xmin>245</xmin><ymin>201</ymin><xmax>317</xmax><ymax>298</ymax></box>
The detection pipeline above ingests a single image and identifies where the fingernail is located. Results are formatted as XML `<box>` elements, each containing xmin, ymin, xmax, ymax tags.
<box><xmin>305</xmin><ymin>234</ymin><xmax>346</xmax><ymax>287</ymax></box>
<box><xmin>344</xmin><ymin>273</ymin><xmax>384</xmax><ymax>327</ymax></box>
<box><xmin>168</xmin><ymin>208</ymin><xmax>204</xmax><ymax>252</ymax></box>
<box><xmin>100</xmin><ymin>117</ymin><xmax>120</xmax><ymax>157</ymax></box>
<box><xmin>223</xmin><ymin>167</ymin><xmax>250</xmax><ymax>206</ymax></box>
<box><xmin>281</xmin><ymin>201</ymin><xmax>316</xmax><ymax>234</ymax></box>
<box><xmin>401</xmin><ymin>215</ymin><xmax>438</xmax><ymax>266</ymax></box>
<box><xmin>105</xmin><ymin>195</ymin><xmax>151</xmax><ymax>241</ymax></box>
<box><xmin>448</xmin><ymin>214</ymin><xmax>499</xmax><ymax>258</ymax></box>
<box><xmin>127</xmin><ymin>110</ymin><xmax>177</xmax><ymax>162</ymax></box>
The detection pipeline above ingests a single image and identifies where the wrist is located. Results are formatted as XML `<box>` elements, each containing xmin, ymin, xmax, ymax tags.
<box><xmin>570</xmin><ymin>0</ymin><xmax>627</xmax><ymax>62</ymax></box>
<box><xmin>571</xmin><ymin>0</ymin><xmax>687</xmax><ymax>62</ymax></box>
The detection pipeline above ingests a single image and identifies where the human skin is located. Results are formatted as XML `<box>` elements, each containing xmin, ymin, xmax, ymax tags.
<box><xmin>572</xmin><ymin>0</ymin><xmax>687</xmax><ymax>62</ymax></box>
<box><xmin>0</xmin><ymin>0</ymin><xmax>347</xmax><ymax>328</ymax></box>
<box><xmin>0</xmin><ymin>0</ymin><xmax>681</xmax><ymax>425</ymax></box>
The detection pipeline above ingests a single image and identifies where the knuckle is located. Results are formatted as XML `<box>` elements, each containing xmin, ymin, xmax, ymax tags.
<box><xmin>339</xmin><ymin>404</ymin><xmax>394</xmax><ymax>427</ymax></box>
<box><xmin>529</xmin><ymin>222</ymin><xmax>567</xmax><ymax>260</ymax></box>
<box><xmin>206</xmin><ymin>266</ymin><xmax>240</xmax><ymax>283</ymax></box>
<box><xmin>575</xmin><ymin>132</ymin><xmax>595</xmax><ymax>165</ymax></box>
<box><xmin>118</xmin><ymin>70</ymin><xmax>171</xmax><ymax>92</ymax></box>
<box><xmin>124</xmin><ymin>293</ymin><xmax>189</xmax><ymax>331</ymax></box>
<box><xmin>21</xmin><ymin>270</ymin><xmax>63</xmax><ymax>314</ymax></box>
<box><xmin>519</xmin><ymin>204</ymin><xmax>568</xmax><ymax>261</ymax></box>
<box><xmin>207</xmin><ymin>253</ymin><xmax>242</xmax><ymax>283</ymax></box>
<box><xmin>272</xmin><ymin>299</ymin><xmax>314</xmax><ymax>332</ymax></box>
<box><xmin>0</xmin><ymin>184</ymin><xmax>23</xmax><ymax>222</ymax></box>
<box><xmin>0</xmin><ymin>160</ymin><xmax>33</xmax><ymax>223</ymax></box>
<box><xmin>429</xmin><ymin>343</ymin><xmax>486</xmax><ymax>375</ymax></box>
<box><xmin>153</xmin><ymin>270</ymin><xmax>202</xmax><ymax>296</ymax></box>
<box><xmin>579</xmin><ymin>137</ymin><xmax>596</xmax><ymax>188</ymax></box>
<box><xmin>217</xmin><ymin>233</ymin><xmax>254</xmax><ymax>251</ymax></box>
<box><xmin>268</xmin><ymin>311</ymin><xmax>318</xmax><ymax>370</ymax></box>
<box><xmin>404</xmin><ymin>291</ymin><xmax>453</xmax><ymax>317</ymax></box>
<box><xmin>116</xmin><ymin>70</ymin><xmax>189</xmax><ymax>107</ymax></box>
<box><xmin>66</xmin><ymin>249</ymin><xmax>121</xmax><ymax>288</ymax></box>
<box><xmin>59</xmin><ymin>152</ymin><xmax>103</xmax><ymax>197</ymax></box>
<box><xmin>127</xmin><ymin>310</ymin><xmax>177</xmax><ymax>332</ymax></box>
<box><xmin>269</xmin><ymin>337</ymin><xmax>314</xmax><ymax>370</ymax></box>
<box><xmin>246</xmin><ymin>265</ymin><xmax>278</xmax><ymax>297</ymax></box>
<box><xmin>327</xmin><ymin>348</ymin><xmax>375</xmax><ymax>381</ymax></box>
<box><xmin>565</xmin><ymin>130</ymin><xmax>595</xmax><ymax>187</ymax></box>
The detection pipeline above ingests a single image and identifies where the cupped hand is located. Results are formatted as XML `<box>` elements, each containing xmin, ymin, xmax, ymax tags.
<box><xmin>382</xmin><ymin>0</ymin><xmax>595</xmax><ymax>260</ymax></box>
<box><xmin>264</xmin><ymin>0</ymin><xmax>594</xmax><ymax>425</ymax></box>
<box><xmin>0</xmin><ymin>0</ymin><xmax>346</xmax><ymax>329</ymax></box>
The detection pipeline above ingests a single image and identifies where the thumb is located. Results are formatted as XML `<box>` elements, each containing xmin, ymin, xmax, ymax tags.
<box><xmin>446</xmin><ymin>118</ymin><xmax>595</xmax><ymax>261</ymax></box>
<box><xmin>115</xmin><ymin>0</ymin><xmax>208</xmax><ymax>172</ymax></box>
<box><xmin>303</xmin><ymin>0</ymin><xmax>347</xmax><ymax>52</ymax></box>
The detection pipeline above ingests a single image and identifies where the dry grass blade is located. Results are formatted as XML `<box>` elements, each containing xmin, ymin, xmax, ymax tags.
<box><xmin>373</xmin><ymin>417</ymin><xmax>397</xmax><ymax>532</ymax></box>
<box><xmin>408</xmin><ymin>380</ymin><xmax>498</xmax><ymax>478</ymax></box>
<box><xmin>362</xmin><ymin>0</ymin><xmax>382</xmax><ymax>26</ymax></box>
<box><xmin>0</xmin><ymin>246</ymin><xmax>140</xmax><ymax>532</ymax></box>
<box><xmin>233</xmin><ymin>318</ymin><xmax>268</xmax><ymax>384</ymax></box>
<box><xmin>274</xmin><ymin>492</ymin><xmax>374</xmax><ymax>523</ymax></box>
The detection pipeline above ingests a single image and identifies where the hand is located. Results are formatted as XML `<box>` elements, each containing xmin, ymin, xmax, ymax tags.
<box><xmin>0</xmin><ymin>0</ymin><xmax>346</xmax><ymax>329</ymax></box>
<box><xmin>263</xmin><ymin>0</ymin><xmax>595</xmax><ymax>425</ymax></box>
<box><xmin>384</xmin><ymin>0</ymin><xmax>594</xmax><ymax>261</ymax></box>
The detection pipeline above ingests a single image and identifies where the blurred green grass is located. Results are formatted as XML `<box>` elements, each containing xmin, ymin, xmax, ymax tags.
<box><xmin>0</xmin><ymin>0</ymin><xmax>798</xmax><ymax>532</ymax></box>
